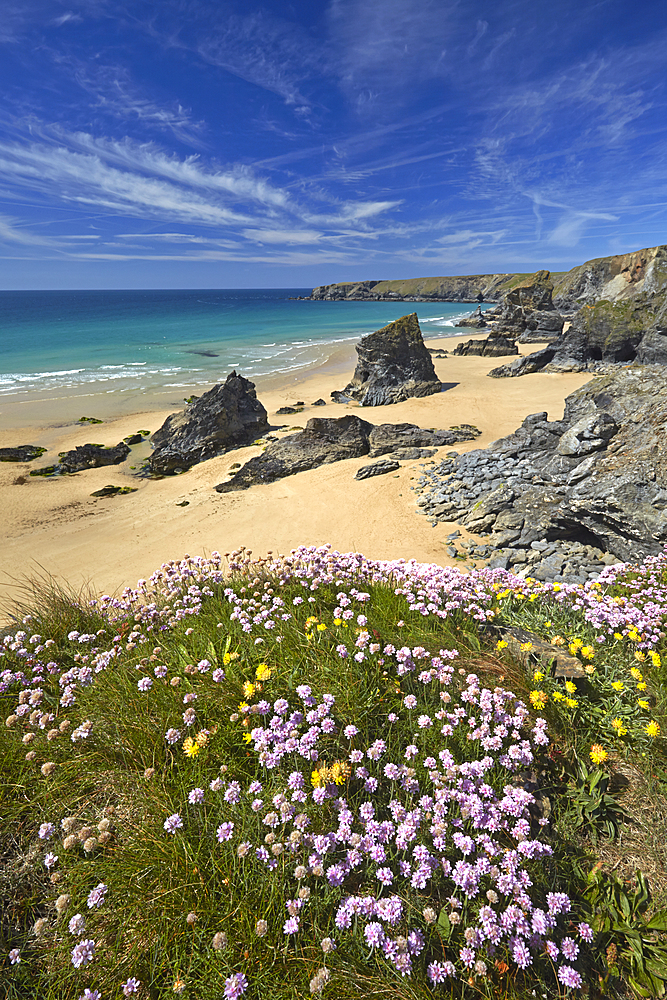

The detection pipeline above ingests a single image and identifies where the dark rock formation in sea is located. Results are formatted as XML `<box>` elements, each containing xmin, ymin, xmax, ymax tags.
<box><xmin>214</xmin><ymin>417</ymin><xmax>480</xmax><ymax>492</ymax></box>
<box><xmin>149</xmin><ymin>371</ymin><xmax>269</xmax><ymax>475</ymax></box>
<box><xmin>452</xmin><ymin>335</ymin><xmax>518</xmax><ymax>358</ymax></box>
<box><xmin>0</xmin><ymin>445</ymin><xmax>47</xmax><ymax>462</ymax></box>
<box><xmin>455</xmin><ymin>305</ymin><xmax>487</xmax><ymax>328</ymax></box>
<box><xmin>412</xmin><ymin>366</ymin><xmax>667</xmax><ymax>571</ymax></box>
<box><xmin>331</xmin><ymin>313</ymin><xmax>441</xmax><ymax>406</ymax></box>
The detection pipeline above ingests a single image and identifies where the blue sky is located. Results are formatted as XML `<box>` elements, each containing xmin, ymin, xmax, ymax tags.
<box><xmin>1</xmin><ymin>0</ymin><xmax>666</xmax><ymax>288</ymax></box>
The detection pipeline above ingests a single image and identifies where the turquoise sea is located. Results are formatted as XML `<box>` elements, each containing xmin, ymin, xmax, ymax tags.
<box><xmin>0</xmin><ymin>288</ymin><xmax>478</xmax><ymax>406</ymax></box>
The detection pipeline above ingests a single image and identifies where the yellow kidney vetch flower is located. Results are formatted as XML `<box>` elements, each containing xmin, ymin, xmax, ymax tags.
<box><xmin>496</xmin><ymin>639</ymin><xmax>508</xmax><ymax>651</ymax></box>
<box><xmin>255</xmin><ymin>663</ymin><xmax>272</xmax><ymax>681</ymax></box>
<box><xmin>581</xmin><ymin>646</ymin><xmax>595</xmax><ymax>660</ymax></box>
<box><xmin>183</xmin><ymin>736</ymin><xmax>200</xmax><ymax>758</ymax></box>
<box><xmin>635</xmin><ymin>651</ymin><xmax>646</xmax><ymax>662</ymax></box>
<box><xmin>242</xmin><ymin>681</ymin><xmax>256</xmax><ymax>699</ymax></box>
<box><xmin>529</xmin><ymin>690</ymin><xmax>548</xmax><ymax>710</ymax></box>
<box><xmin>589</xmin><ymin>744</ymin><xmax>608</xmax><ymax>765</ymax></box>
<box><xmin>610</xmin><ymin>681</ymin><xmax>624</xmax><ymax>692</ymax></box>
<box><xmin>638</xmin><ymin>699</ymin><xmax>650</xmax><ymax>710</ymax></box>
<box><xmin>611</xmin><ymin>718</ymin><xmax>628</xmax><ymax>736</ymax></box>
<box><xmin>645</xmin><ymin>721</ymin><xmax>661</xmax><ymax>738</ymax></box>
<box><xmin>519</xmin><ymin>642</ymin><xmax>533</xmax><ymax>652</ymax></box>
<box><xmin>630</xmin><ymin>667</ymin><xmax>643</xmax><ymax>681</ymax></box>
<box><xmin>564</xmin><ymin>681</ymin><xmax>577</xmax><ymax>694</ymax></box>
<box><xmin>533</xmin><ymin>671</ymin><xmax>545</xmax><ymax>682</ymax></box>
<box><xmin>637</xmin><ymin>682</ymin><xmax>648</xmax><ymax>691</ymax></box>
<box><xmin>565</xmin><ymin>698</ymin><xmax>578</xmax><ymax>709</ymax></box>
<box><xmin>650</xmin><ymin>651</ymin><xmax>661</xmax><ymax>667</ymax></box>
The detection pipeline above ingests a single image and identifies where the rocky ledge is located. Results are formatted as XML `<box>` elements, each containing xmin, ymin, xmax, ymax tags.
<box><xmin>215</xmin><ymin>416</ymin><xmax>480</xmax><ymax>492</ymax></box>
<box><xmin>412</xmin><ymin>366</ymin><xmax>667</xmax><ymax>580</ymax></box>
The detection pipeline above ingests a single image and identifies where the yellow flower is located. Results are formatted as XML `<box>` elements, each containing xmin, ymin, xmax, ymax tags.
<box><xmin>610</xmin><ymin>681</ymin><xmax>624</xmax><ymax>692</ymax></box>
<box><xmin>195</xmin><ymin>730</ymin><xmax>209</xmax><ymax>746</ymax></box>
<box><xmin>614</xmin><ymin>632</ymin><xmax>624</xmax><ymax>640</ymax></box>
<box><xmin>650</xmin><ymin>651</ymin><xmax>661</xmax><ymax>667</ymax></box>
<box><xmin>581</xmin><ymin>646</ymin><xmax>595</xmax><ymax>660</ymax></box>
<box><xmin>611</xmin><ymin>718</ymin><xmax>628</xmax><ymax>736</ymax></box>
<box><xmin>645</xmin><ymin>720</ymin><xmax>661</xmax><ymax>738</ymax></box>
<box><xmin>311</xmin><ymin>769</ymin><xmax>322</xmax><ymax>788</ymax></box>
<box><xmin>242</xmin><ymin>681</ymin><xmax>256</xmax><ymax>699</ymax></box>
<box><xmin>637</xmin><ymin>682</ymin><xmax>647</xmax><ymax>691</ymax></box>
<box><xmin>570</xmin><ymin>637</ymin><xmax>583</xmax><ymax>650</ymax></box>
<box><xmin>551</xmin><ymin>635</ymin><xmax>566</xmax><ymax>646</ymax></box>
<box><xmin>183</xmin><ymin>737</ymin><xmax>200</xmax><ymax>758</ymax></box>
<box><xmin>552</xmin><ymin>691</ymin><xmax>565</xmax><ymax>702</ymax></box>
<box><xmin>638</xmin><ymin>699</ymin><xmax>650</xmax><ymax>710</ymax></box>
<box><xmin>627</xmin><ymin>629</ymin><xmax>640</xmax><ymax>642</ymax></box>
<box><xmin>238</xmin><ymin>701</ymin><xmax>249</xmax><ymax>712</ymax></box>
<box><xmin>630</xmin><ymin>667</ymin><xmax>644</xmax><ymax>681</ymax></box>
<box><xmin>528</xmin><ymin>594</ymin><xmax>538</xmax><ymax>602</ymax></box>
<box><xmin>552</xmin><ymin>583</ymin><xmax>561</xmax><ymax>592</ymax></box>
<box><xmin>529</xmin><ymin>690</ymin><xmax>548</xmax><ymax>709</ymax></box>
<box><xmin>585</xmin><ymin>665</ymin><xmax>595</xmax><ymax>676</ymax></box>
<box><xmin>496</xmin><ymin>640</ymin><xmax>508</xmax><ymax>651</ymax></box>
<box><xmin>533</xmin><ymin>671</ymin><xmax>545</xmax><ymax>682</ymax></box>
<box><xmin>545</xmin><ymin>621</ymin><xmax>553</xmax><ymax>629</ymax></box>
<box><xmin>565</xmin><ymin>698</ymin><xmax>578</xmax><ymax>709</ymax></box>
<box><xmin>635</xmin><ymin>651</ymin><xmax>646</xmax><ymax>662</ymax></box>
<box><xmin>565</xmin><ymin>681</ymin><xmax>577</xmax><ymax>694</ymax></box>
<box><xmin>589</xmin><ymin>744</ymin><xmax>608</xmax><ymax>765</ymax></box>
<box><xmin>223</xmin><ymin>652</ymin><xmax>231</xmax><ymax>665</ymax></box>
<box><xmin>329</xmin><ymin>761</ymin><xmax>351</xmax><ymax>785</ymax></box>
<box><xmin>243</xmin><ymin>732</ymin><xmax>252</xmax><ymax>743</ymax></box>
<box><xmin>255</xmin><ymin>663</ymin><xmax>272</xmax><ymax>681</ymax></box>
<box><xmin>316</xmin><ymin>622</ymin><xmax>327</xmax><ymax>631</ymax></box>
<box><xmin>520</xmin><ymin>642</ymin><xmax>533</xmax><ymax>651</ymax></box>
<box><xmin>333</xmin><ymin>618</ymin><xmax>342</xmax><ymax>626</ymax></box>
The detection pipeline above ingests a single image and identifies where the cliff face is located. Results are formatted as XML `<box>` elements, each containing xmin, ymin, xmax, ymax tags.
<box><xmin>310</xmin><ymin>273</ymin><xmax>533</xmax><ymax>302</ymax></box>
<box><xmin>552</xmin><ymin>245</ymin><xmax>667</xmax><ymax>310</ymax></box>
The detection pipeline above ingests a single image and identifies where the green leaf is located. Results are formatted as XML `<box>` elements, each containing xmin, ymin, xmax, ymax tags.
<box><xmin>437</xmin><ymin>908</ymin><xmax>452</xmax><ymax>939</ymax></box>
<box><xmin>647</xmin><ymin>913</ymin><xmax>667</xmax><ymax>932</ymax></box>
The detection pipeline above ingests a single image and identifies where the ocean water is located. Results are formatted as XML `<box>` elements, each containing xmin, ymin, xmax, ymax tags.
<box><xmin>0</xmin><ymin>288</ymin><xmax>478</xmax><ymax>405</ymax></box>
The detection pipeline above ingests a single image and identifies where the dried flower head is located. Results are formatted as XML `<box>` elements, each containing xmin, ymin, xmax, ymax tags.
<box><xmin>33</xmin><ymin>917</ymin><xmax>48</xmax><ymax>936</ymax></box>
<box><xmin>40</xmin><ymin>762</ymin><xmax>57</xmax><ymax>777</ymax></box>
<box><xmin>25</xmin><ymin>750</ymin><xmax>37</xmax><ymax>760</ymax></box>
<box><xmin>186</xmin><ymin>911</ymin><xmax>197</xmax><ymax>925</ymax></box>
<box><xmin>144</xmin><ymin>767</ymin><xmax>156</xmax><ymax>779</ymax></box>
<box><xmin>212</xmin><ymin>931</ymin><xmax>228</xmax><ymax>951</ymax></box>
<box><xmin>83</xmin><ymin>837</ymin><xmax>97</xmax><ymax>854</ymax></box>
<box><xmin>255</xmin><ymin>919</ymin><xmax>268</xmax><ymax>937</ymax></box>
<box><xmin>55</xmin><ymin>894</ymin><xmax>71</xmax><ymax>915</ymax></box>
<box><xmin>63</xmin><ymin>834</ymin><xmax>78</xmax><ymax>850</ymax></box>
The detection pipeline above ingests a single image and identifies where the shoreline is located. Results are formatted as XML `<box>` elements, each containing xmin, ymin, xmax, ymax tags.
<box><xmin>0</xmin><ymin>332</ymin><xmax>592</xmax><ymax>622</ymax></box>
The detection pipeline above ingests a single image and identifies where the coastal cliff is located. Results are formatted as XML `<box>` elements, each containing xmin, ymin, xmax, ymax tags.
<box><xmin>309</xmin><ymin>273</ymin><xmax>535</xmax><ymax>302</ymax></box>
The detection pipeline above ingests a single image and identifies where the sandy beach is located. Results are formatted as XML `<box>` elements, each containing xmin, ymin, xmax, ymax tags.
<box><xmin>0</xmin><ymin>333</ymin><xmax>591</xmax><ymax>621</ymax></box>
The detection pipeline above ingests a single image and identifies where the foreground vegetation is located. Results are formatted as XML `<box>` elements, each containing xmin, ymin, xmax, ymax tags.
<box><xmin>3</xmin><ymin>545</ymin><xmax>667</xmax><ymax>999</ymax></box>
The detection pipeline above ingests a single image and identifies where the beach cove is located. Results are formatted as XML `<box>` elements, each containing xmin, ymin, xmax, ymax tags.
<box><xmin>0</xmin><ymin>323</ymin><xmax>591</xmax><ymax>620</ymax></box>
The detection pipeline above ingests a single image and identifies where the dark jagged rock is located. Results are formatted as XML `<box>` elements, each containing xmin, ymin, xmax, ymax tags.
<box><xmin>312</xmin><ymin>398</ymin><xmax>326</xmax><ymax>406</ymax></box>
<box><xmin>355</xmin><ymin>459</ymin><xmax>401</xmax><ymax>480</ymax></box>
<box><xmin>331</xmin><ymin>313</ymin><xmax>441</xmax><ymax>406</ymax></box>
<box><xmin>494</xmin><ymin>270</ymin><xmax>564</xmax><ymax>342</ymax></box>
<box><xmin>58</xmin><ymin>442</ymin><xmax>131</xmax><ymax>473</ymax></box>
<box><xmin>277</xmin><ymin>406</ymin><xmax>300</xmax><ymax>414</ymax></box>
<box><xmin>552</xmin><ymin>244</ymin><xmax>667</xmax><ymax>311</ymax></box>
<box><xmin>412</xmin><ymin>366</ymin><xmax>667</xmax><ymax>568</ymax></box>
<box><xmin>455</xmin><ymin>305</ymin><xmax>487</xmax><ymax>328</ymax></box>
<box><xmin>123</xmin><ymin>433</ymin><xmax>144</xmax><ymax>445</ymax></box>
<box><xmin>452</xmin><ymin>335</ymin><xmax>518</xmax><ymax>358</ymax></box>
<box><xmin>367</xmin><ymin>422</ymin><xmax>480</xmax><ymax>457</ymax></box>
<box><xmin>0</xmin><ymin>445</ymin><xmax>47</xmax><ymax>462</ymax></box>
<box><xmin>90</xmin><ymin>484</ymin><xmax>137</xmax><ymax>497</ymax></box>
<box><xmin>215</xmin><ymin>417</ymin><xmax>480</xmax><ymax>492</ymax></box>
<box><xmin>149</xmin><ymin>371</ymin><xmax>269</xmax><ymax>475</ymax></box>
<box><xmin>215</xmin><ymin>415</ymin><xmax>373</xmax><ymax>491</ymax></box>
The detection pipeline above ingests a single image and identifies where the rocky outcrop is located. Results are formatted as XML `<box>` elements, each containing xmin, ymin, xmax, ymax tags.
<box><xmin>488</xmin><ymin>288</ymin><xmax>667</xmax><ymax>377</ymax></box>
<box><xmin>215</xmin><ymin>417</ymin><xmax>480</xmax><ymax>492</ymax></box>
<box><xmin>0</xmin><ymin>445</ymin><xmax>47</xmax><ymax>462</ymax></box>
<box><xmin>355</xmin><ymin>459</ymin><xmax>401</xmax><ymax>480</ymax></box>
<box><xmin>493</xmin><ymin>271</ymin><xmax>564</xmax><ymax>342</ymax></box>
<box><xmin>309</xmin><ymin>273</ymin><xmax>527</xmax><ymax>302</ymax></box>
<box><xmin>455</xmin><ymin>305</ymin><xmax>487</xmax><ymax>328</ymax></box>
<box><xmin>331</xmin><ymin>313</ymin><xmax>441</xmax><ymax>406</ymax></box>
<box><xmin>149</xmin><ymin>372</ymin><xmax>269</xmax><ymax>475</ymax></box>
<box><xmin>58</xmin><ymin>442</ymin><xmax>131</xmax><ymax>473</ymax></box>
<box><xmin>413</xmin><ymin>366</ymin><xmax>667</xmax><ymax>570</ymax></box>
<box><xmin>452</xmin><ymin>335</ymin><xmax>518</xmax><ymax>358</ymax></box>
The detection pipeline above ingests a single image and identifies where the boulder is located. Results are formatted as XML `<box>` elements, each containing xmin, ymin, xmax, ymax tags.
<box><xmin>355</xmin><ymin>459</ymin><xmax>401</xmax><ymax>480</ymax></box>
<box><xmin>331</xmin><ymin>313</ymin><xmax>441</xmax><ymax>406</ymax></box>
<box><xmin>0</xmin><ymin>445</ymin><xmax>47</xmax><ymax>462</ymax></box>
<box><xmin>367</xmin><ymin>422</ymin><xmax>480</xmax><ymax>457</ymax></box>
<box><xmin>495</xmin><ymin>270</ymin><xmax>563</xmax><ymax>338</ymax></box>
<box><xmin>149</xmin><ymin>371</ymin><xmax>269</xmax><ymax>475</ymax></box>
<box><xmin>58</xmin><ymin>442</ymin><xmax>131</xmax><ymax>473</ymax></box>
<box><xmin>452</xmin><ymin>335</ymin><xmax>518</xmax><ymax>357</ymax></box>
